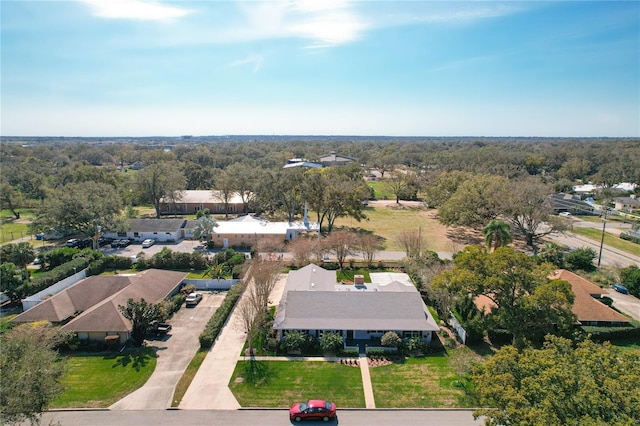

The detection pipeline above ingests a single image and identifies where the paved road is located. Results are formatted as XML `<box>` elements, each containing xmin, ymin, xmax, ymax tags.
<box><xmin>35</xmin><ymin>409</ymin><xmax>484</xmax><ymax>426</ymax></box>
<box><xmin>110</xmin><ymin>292</ymin><xmax>225</xmax><ymax>410</ymax></box>
<box><xmin>547</xmin><ymin>231</ymin><xmax>640</xmax><ymax>268</ymax></box>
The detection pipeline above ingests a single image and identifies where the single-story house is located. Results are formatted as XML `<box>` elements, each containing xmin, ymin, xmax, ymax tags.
<box><xmin>11</xmin><ymin>269</ymin><xmax>188</xmax><ymax>344</ymax></box>
<box><xmin>550</xmin><ymin>193</ymin><xmax>596</xmax><ymax>215</ymax></box>
<box><xmin>102</xmin><ymin>218</ymin><xmax>187</xmax><ymax>242</ymax></box>
<box><xmin>194</xmin><ymin>215</ymin><xmax>320</xmax><ymax>249</ymax></box>
<box><xmin>613</xmin><ymin>197</ymin><xmax>640</xmax><ymax>212</ymax></box>
<box><xmin>273</xmin><ymin>264</ymin><xmax>439</xmax><ymax>349</ymax></box>
<box><xmin>159</xmin><ymin>190</ymin><xmax>251</xmax><ymax>215</ymax></box>
<box><xmin>550</xmin><ymin>269</ymin><xmax>630</xmax><ymax>326</ymax></box>
<box><xmin>572</xmin><ymin>184</ymin><xmax>600</xmax><ymax>195</ymax></box>
<box><xmin>318</xmin><ymin>151</ymin><xmax>357</xmax><ymax>167</ymax></box>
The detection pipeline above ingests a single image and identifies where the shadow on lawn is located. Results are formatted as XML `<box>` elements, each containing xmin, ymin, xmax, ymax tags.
<box><xmin>243</xmin><ymin>359</ymin><xmax>270</xmax><ymax>385</ymax></box>
<box><xmin>108</xmin><ymin>347</ymin><xmax>154</xmax><ymax>371</ymax></box>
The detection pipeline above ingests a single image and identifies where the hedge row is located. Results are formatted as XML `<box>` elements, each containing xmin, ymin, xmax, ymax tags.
<box><xmin>620</xmin><ymin>233</ymin><xmax>640</xmax><ymax>244</ymax></box>
<box><xmin>22</xmin><ymin>257</ymin><xmax>91</xmax><ymax>296</ymax></box>
<box><xmin>580</xmin><ymin>325</ymin><xmax>640</xmax><ymax>342</ymax></box>
<box><xmin>198</xmin><ymin>281</ymin><xmax>247</xmax><ymax>348</ymax></box>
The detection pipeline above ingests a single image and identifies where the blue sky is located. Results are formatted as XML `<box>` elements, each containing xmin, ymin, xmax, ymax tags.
<box><xmin>1</xmin><ymin>1</ymin><xmax>638</xmax><ymax>137</ymax></box>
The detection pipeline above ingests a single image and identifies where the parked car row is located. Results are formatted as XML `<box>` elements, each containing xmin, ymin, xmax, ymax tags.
<box><xmin>66</xmin><ymin>238</ymin><xmax>93</xmax><ymax>249</ymax></box>
<box><xmin>111</xmin><ymin>239</ymin><xmax>131</xmax><ymax>248</ymax></box>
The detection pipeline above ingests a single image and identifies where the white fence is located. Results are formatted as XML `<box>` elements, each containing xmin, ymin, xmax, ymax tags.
<box><xmin>182</xmin><ymin>278</ymin><xmax>238</xmax><ymax>291</ymax></box>
<box><xmin>22</xmin><ymin>269</ymin><xmax>87</xmax><ymax>311</ymax></box>
<box><xmin>449</xmin><ymin>313</ymin><xmax>467</xmax><ymax>345</ymax></box>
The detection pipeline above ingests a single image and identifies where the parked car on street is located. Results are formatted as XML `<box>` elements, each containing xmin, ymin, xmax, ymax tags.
<box><xmin>613</xmin><ymin>283</ymin><xmax>629</xmax><ymax>294</ymax></box>
<box><xmin>289</xmin><ymin>400</ymin><xmax>337</xmax><ymax>422</ymax></box>
<box><xmin>185</xmin><ymin>292</ymin><xmax>203</xmax><ymax>307</ymax></box>
<box><xmin>142</xmin><ymin>238</ymin><xmax>156</xmax><ymax>248</ymax></box>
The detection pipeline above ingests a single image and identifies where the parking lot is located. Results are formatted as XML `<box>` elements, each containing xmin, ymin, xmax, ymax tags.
<box><xmin>100</xmin><ymin>239</ymin><xmax>219</xmax><ymax>259</ymax></box>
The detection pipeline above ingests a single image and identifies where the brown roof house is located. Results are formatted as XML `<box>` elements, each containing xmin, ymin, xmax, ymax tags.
<box><xmin>474</xmin><ymin>269</ymin><xmax>630</xmax><ymax>327</ymax></box>
<box><xmin>12</xmin><ymin>269</ymin><xmax>187</xmax><ymax>344</ymax></box>
<box><xmin>550</xmin><ymin>270</ymin><xmax>630</xmax><ymax>326</ymax></box>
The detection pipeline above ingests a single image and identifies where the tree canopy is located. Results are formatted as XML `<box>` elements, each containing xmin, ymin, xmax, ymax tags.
<box><xmin>472</xmin><ymin>335</ymin><xmax>640</xmax><ymax>426</ymax></box>
<box><xmin>0</xmin><ymin>322</ymin><xmax>67</xmax><ymax>425</ymax></box>
<box><xmin>432</xmin><ymin>246</ymin><xmax>575</xmax><ymax>346</ymax></box>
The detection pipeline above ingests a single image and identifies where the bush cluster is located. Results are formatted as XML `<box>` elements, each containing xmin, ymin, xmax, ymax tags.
<box><xmin>21</xmin><ymin>257</ymin><xmax>91</xmax><ymax>297</ymax></box>
<box><xmin>198</xmin><ymin>281</ymin><xmax>246</xmax><ymax>348</ymax></box>
<box><xmin>580</xmin><ymin>325</ymin><xmax>640</xmax><ymax>342</ymax></box>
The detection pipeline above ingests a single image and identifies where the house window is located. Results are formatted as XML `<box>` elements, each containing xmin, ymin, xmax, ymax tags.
<box><xmin>133</xmin><ymin>232</ymin><xmax>140</xmax><ymax>238</ymax></box>
<box><xmin>402</xmin><ymin>331</ymin><xmax>421</xmax><ymax>338</ymax></box>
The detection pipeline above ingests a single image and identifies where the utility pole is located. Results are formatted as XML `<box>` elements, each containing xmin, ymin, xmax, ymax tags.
<box><xmin>597</xmin><ymin>209</ymin><xmax>607</xmax><ymax>268</ymax></box>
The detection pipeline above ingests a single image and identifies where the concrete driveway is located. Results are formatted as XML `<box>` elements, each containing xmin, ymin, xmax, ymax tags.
<box><xmin>604</xmin><ymin>288</ymin><xmax>640</xmax><ymax>322</ymax></box>
<box><xmin>110</xmin><ymin>292</ymin><xmax>226</xmax><ymax>410</ymax></box>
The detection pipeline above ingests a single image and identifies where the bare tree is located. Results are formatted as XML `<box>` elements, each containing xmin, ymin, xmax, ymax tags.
<box><xmin>288</xmin><ymin>235</ymin><xmax>319</xmax><ymax>268</ymax></box>
<box><xmin>395</xmin><ymin>229</ymin><xmax>425</xmax><ymax>260</ymax></box>
<box><xmin>237</xmin><ymin>292</ymin><xmax>259</xmax><ymax>357</ymax></box>
<box><xmin>323</xmin><ymin>230</ymin><xmax>358</xmax><ymax>269</ymax></box>
<box><xmin>250</xmin><ymin>260</ymin><xmax>281</xmax><ymax>311</ymax></box>
<box><xmin>358</xmin><ymin>233</ymin><xmax>384</xmax><ymax>267</ymax></box>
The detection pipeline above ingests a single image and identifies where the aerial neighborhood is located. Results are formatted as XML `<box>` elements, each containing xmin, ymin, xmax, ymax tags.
<box><xmin>1</xmin><ymin>137</ymin><xmax>639</xmax><ymax>425</ymax></box>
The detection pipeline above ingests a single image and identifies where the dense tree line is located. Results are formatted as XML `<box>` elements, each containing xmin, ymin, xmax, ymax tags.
<box><xmin>1</xmin><ymin>137</ymin><xmax>638</xmax><ymax>241</ymax></box>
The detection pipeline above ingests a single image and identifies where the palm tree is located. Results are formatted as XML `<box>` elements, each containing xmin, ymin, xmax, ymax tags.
<box><xmin>483</xmin><ymin>219</ymin><xmax>512</xmax><ymax>251</ymax></box>
<box><xmin>192</xmin><ymin>214</ymin><xmax>218</xmax><ymax>245</ymax></box>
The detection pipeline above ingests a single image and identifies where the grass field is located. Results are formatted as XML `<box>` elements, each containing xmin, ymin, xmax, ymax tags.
<box><xmin>571</xmin><ymin>227</ymin><xmax>640</xmax><ymax>256</ymax></box>
<box><xmin>333</xmin><ymin>205</ymin><xmax>456</xmax><ymax>252</ymax></box>
<box><xmin>229</xmin><ymin>360</ymin><xmax>366</xmax><ymax>408</ymax></box>
<box><xmin>51</xmin><ymin>348</ymin><xmax>156</xmax><ymax>408</ymax></box>
<box><xmin>366</xmin><ymin>181</ymin><xmax>395</xmax><ymax>200</ymax></box>
<box><xmin>0</xmin><ymin>209</ymin><xmax>37</xmax><ymax>244</ymax></box>
<box><xmin>369</xmin><ymin>353</ymin><xmax>477</xmax><ymax>408</ymax></box>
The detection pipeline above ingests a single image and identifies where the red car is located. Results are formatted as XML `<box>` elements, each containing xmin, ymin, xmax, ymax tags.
<box><xmin>289</xmin><ymin>400</ymin><xmax>337</xmax><ymax>422</ymax></box>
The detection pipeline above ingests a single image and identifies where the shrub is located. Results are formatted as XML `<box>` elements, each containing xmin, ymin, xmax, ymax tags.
<box><xmin>320</xmin><ymin>332</ymin><xmax>344</xmax><ymax>354</ymax></box>
<box><xmin>565</xmin><ymin>247</ymin><xmax>597</xmax><ymax>272</ymax></box>
<box><xmin>199</xmin><ymin>281</ymin><xmax>246</xmax><ymax>348</ymax></box>
<box><xmin>380</xmin><ymin>331</ymin><xmax>402</xmax><ymax>348</ymax></box>
<box><xmin>283</xmin><ymin>330</ymin><xmax>307</xmax><ymax>353</ymax></box>
<box><xmin>404</xmin><ymin>336</ymin><xmax>427</xmax><ymax>354</ymax></box>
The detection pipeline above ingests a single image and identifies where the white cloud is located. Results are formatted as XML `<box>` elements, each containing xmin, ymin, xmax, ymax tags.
<box><xmin>235</xmin><ymin>0</ymin><xmax>368</xmax><ymax>47</ymax></box>
<box><xmin>229</xmin><ymin>55</ymin><xmax>265</xmax><ymax>73</ymax></box>
<box><xmin>80</xmin><ymin>0</ymin><xmax>192</xmax><ymax>21</ymax></box>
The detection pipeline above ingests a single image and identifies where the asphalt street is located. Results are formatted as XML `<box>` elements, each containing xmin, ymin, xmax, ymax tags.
<box><xmin>35</xmin><ymin>409</ymin><xmax>484</xmax><ymax>426</ymax></box>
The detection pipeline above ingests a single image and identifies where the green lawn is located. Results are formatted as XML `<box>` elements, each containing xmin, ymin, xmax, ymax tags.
<box><xmin>51</xmin><ymin>348</ymin><xmax>156</xmax><ymax>408</ymax></box>
<box><xmin>367</xmin><ymin>181</ymin><xmax>395</xmax><ymax>200</ymax></box>
<box><xmin>229</xmin><ymin>360</ymin><xmax>365</xmax><ymax>408</ymax></box>
<box><xmin>570</xmin><ymin>227</ymin><xmax>640</xmax><ymax>256</ymax></box>
<box><xmin>0</xmin><ymin>209</ymin><xmax>36</xmax><ymax>244</ymax></box>
<box><xmin>369</xmin><ymin>352</ymin><xmax>478</xmax><ymax>408</ymax></box>
<box><xmin>333</xmin><ymin>206</ymin><xmax>453</xmax><ymax>252</ymax></box>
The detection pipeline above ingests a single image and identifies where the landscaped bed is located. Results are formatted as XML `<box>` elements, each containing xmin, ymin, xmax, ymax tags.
<box><xmin>229</xmin><ymin>360</ymin><xmax>365</xmax><ymax>408</ymax></box>
<box><xmin>50</xmin><ymin>347</ymin><xmax>156</xmax><ymax>408</ymax></box>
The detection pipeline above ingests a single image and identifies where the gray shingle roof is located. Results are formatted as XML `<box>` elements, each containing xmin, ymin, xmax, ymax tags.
<box><xmin>274</xmin><ymin>291</ymin><xmax>438</xmax><ymax>331</ymax></box>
